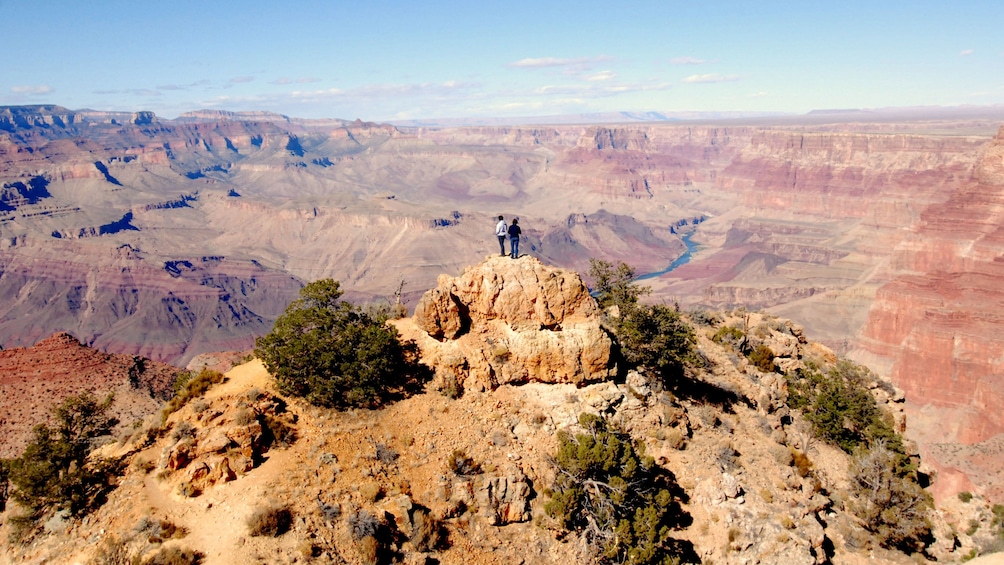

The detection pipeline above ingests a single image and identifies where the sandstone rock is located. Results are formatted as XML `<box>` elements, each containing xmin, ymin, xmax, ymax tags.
<box><xmin>378</xmin><ymin>494</ymin><xmax>414</xmax><ymax>532</ymax></box>
<box><xmin>166</xmin><ymin>439</ymin><xmax>196</xmax><ymax>471</ymax></box>
<box><xmin>411</xmin><ymin>256</ymin><xmax>615</xmax><ymax>390</ymax></box>
<box><xmin>625</xmin><ymin>370</ymin><xmax>652</xmax><ymax>398</ymax></box>
<box><xmin>187</xmin><ymin>461</ymin><xmax>211</xmax><ymax>483</ymax></box>
<box><xmin>208</xmin><ymin>456</ymin><xmax>237</xmax><ymax>484</ymax></box>
<box><xmin>581</xmin><ymin>381</ymin><xmax>623</xmax><ymax>412</ymax></box>
<box><xmin>226</xmin><ymin>421</ymin><xmax>263</xmax><ymax>459</ymax></box>
<box><xmin>197</xmin><ymin>427</ymin><xmax>232</xmax><ymax>456</ymax></box>
<box><xmin>720</xmin><ymin>472</ymin><xmax>743</xmax><ymax>500</ymax></box>
<box><xmin>476</xmin><ymin>471</ymin><xmax>532</xmax><ymax>525</ymax></box>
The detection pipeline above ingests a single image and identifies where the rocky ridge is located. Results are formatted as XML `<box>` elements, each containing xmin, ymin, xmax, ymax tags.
<box><xmin>3</xmin><ymin>258</ymin><xmax>1003</xmax><ymax>564</ymax></box>
<box><xmin>0</xmin><ymin>332</ymin><xmax>181</xmax><ymax>458</ymax></box>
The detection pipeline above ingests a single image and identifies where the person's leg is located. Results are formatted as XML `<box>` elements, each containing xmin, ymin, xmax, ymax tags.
<box><xmin>511</xmin><ymin>237</ymin><xmax>519</xmax><ymax>258</ymax></box>
<box><xmin>498</xmin><ymin>235</ymin><xmax>505</xmax><ymax>255</ymax></box>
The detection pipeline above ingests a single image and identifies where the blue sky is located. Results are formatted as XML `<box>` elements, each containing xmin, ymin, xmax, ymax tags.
<box><xmin>2</xmin><ymin>0</ymin><xmax>1002</xmax><ymax>121</ymax></box>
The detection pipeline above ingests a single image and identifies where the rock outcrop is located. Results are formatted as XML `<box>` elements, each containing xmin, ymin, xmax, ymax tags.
<box><xmin>410</xmin><ymin>256</ymin><xmax>615</xmax><ymax>389</ymax></box>
<box><xmin>160</xmin><ymin>388</ymin><xmax>294</xmax><ymax>495</ymax></box>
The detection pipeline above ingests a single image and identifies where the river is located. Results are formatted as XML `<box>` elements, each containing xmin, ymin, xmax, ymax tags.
<box><xmin>634</xmin><ymin>232</ymin><xmax>698</xmax><ymax>281</ymax></box>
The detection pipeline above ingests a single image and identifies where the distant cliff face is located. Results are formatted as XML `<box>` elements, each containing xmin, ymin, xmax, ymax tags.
<box><xmin>859</xmin><ymin>126</ymin><xmax>1004</xmax><ymax>501</ymax></box>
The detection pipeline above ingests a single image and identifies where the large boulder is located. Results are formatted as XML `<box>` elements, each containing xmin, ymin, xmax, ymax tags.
<box><xmin>411</xmin><ymin>256</ymin><xmax>615</xmax><ymax>388</ymax></box>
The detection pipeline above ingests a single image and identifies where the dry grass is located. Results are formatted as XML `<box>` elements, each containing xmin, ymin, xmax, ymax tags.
<box><xmin>246</xmin><ymin>505</ymin><xmax>293</xmax><ymax>537</ymax></box>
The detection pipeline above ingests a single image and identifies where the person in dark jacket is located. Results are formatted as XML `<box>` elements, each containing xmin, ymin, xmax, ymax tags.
<box><xmin>507</xmin><ymin>218</ymin><xmax>522</xmax><ymax>258</ymax></box>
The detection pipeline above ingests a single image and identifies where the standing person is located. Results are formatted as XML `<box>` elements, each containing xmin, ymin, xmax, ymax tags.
<box><xmin>508</xmin><ymin>218</ymin><xmax>522</xmax><ymax>259</ymax></box>
<box><xmin>495</xmin><ymin>215</ymin><xmax>508</xmax><ymax>256</ymax></box>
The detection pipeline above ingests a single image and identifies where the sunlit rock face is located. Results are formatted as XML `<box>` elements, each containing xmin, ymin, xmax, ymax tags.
<box><xmin>858</xmin><ymin>126</ymin><xmax>1004</xmax><ymax>501</ymax></box>
<box><xmin>412</xmin><ymin>255</ymin><xmax>615</xmax><ymax>389</ymax></box>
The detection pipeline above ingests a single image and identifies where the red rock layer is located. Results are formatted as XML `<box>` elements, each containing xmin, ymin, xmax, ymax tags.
<box><xmin>0</xmin><ymin>332</ymin><xmax>181</xmax><ymax>458</ymax></box>
<box><xmin>860</xmin><ymin>126</ymin><xmax>1004</xmax><ymax>500</ymax></box>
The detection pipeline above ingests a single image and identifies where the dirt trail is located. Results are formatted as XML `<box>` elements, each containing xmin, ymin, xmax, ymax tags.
<box><xmin>136</xmin><ymin>360</ymin><xmax>309</xmax><ymax>564</ymax></box>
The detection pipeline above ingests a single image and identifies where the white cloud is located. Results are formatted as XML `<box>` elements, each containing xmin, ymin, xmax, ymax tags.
<box><xmin>93</xmin><ymin>88</ymin><xmax>162</xmax><ymax>96</ymax></box>
<box><xmin>682</xmin><ymin>73</ymin><xmax>739</xmax><ymax>84</ymax></box>
<box><xmin>533</xmin><ymin>81</ymin><xmax>671</xmax><ymax>97</ymax></box>
<box><xmin>584</xmin><ymin>71</ymin><xmax>616</xmax><ymax>82</ymax></box>
<box><xmin>507</xmin><ymin>55</ymin><xmax>613</xmax><ymax>69</ymax></box>
<box><xmin>509</xmin><ymin>57</ymin><xmax>586</xmax><ymax>68</ymax></box>
<box><xmin>271</xmin><ymin>77</ymin><xmax>321</xmax><ymax>85</ymax></box>
<box><xmin>748</xmin><ymin>91</ymin><xmax>769</xmax><ymax>98</ymax></box>
<box><xmin>283</xmin><ymin>81</ymin><xmax>476</xmax><ymax>104</ymax></box>
<box><xmin>11</xmin><ymin>85</ymin><xmax>53</xmax><ymax>95</ymax></box>
<box><xmin>960</xmin><ymin>49</ymin><xmax>974</xmax><ymax>56</ymax></box>
<box><xmin>670</xmin><ymin>56</ymin><xmax>709</xmax><ymax>65</ymax></box>
<box><xmin>230</xmin><ymin>76</ymin><xmax>255</xmax><ymax>84</ymax></box>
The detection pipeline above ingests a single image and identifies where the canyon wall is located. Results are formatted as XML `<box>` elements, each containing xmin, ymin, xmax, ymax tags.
<box><xmin>858</xmin><ymin>126</ymin><xmax>1004</xmax><ymax>500</ymax></box>
<box><xmin>2</xmin><ymin>105</ymin><xmax>1004</xmax><ymax>499</ymax></box>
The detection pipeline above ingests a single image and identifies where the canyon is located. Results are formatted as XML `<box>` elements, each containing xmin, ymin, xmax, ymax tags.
<box><xmin>2</xmin><ymin>104</ymin><xmax>1004</xmax><ymax>500</ymax></box>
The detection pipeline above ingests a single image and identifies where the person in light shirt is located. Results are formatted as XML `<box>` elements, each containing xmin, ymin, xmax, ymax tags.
<box><xmin>495</xmin><ymin>215</ymin><xmax>508</xmax><ymax>256</ymax></box>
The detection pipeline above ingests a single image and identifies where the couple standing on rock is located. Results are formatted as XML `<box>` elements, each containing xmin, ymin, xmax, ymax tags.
<box><xmin>495</xmin><ymin>215</ymin><xmax>522</xmax><ymax>258</ymax></box>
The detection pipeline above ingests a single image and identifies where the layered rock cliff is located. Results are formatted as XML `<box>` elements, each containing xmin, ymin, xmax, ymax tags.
<box><xmin>2</xmin><ymin>104</ymin><xmax>1004</xmax><ymax>499</ymax></box>
<box><xmin>859</xmin><ymin>126</ymin><xmax>1004</xmax><ymax>501</ymax></box>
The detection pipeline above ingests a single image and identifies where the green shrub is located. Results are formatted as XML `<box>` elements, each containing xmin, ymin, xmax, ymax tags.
<box><xmin>247</xmin><ymin>505</ymin><xmax>293</xmax><ymax>537</ymax></box>
<box><xmin>712</xmin><ymin>325</ymin><xmax>746</xmax><ymax>351</ymax></box>
<box><xmin>162</xmin><ymin>369</ymin><xmax>224</xmax><ymax>422</ymax></box>
<box><xmin>789</xmin><ymin>359</ymin><xmax>931</xmax><ymax>553</ymax></box>
<box><xmin>86</xmin><ymin>535</ymin><xmax>133</xmax><ymax>565</ymax></box>
<box><xmin>589</xmin><ymin>259</ymin><xmax>649</xmax><ymax>311</ymax></box>
<box><xmin>618</xmin><ymin>304</ymin><xmax>696</xmax><ymax>381</ymax></box>
<box><xmin>687</xmin><ymin>309</ymin><xmax>721</xmax><ymax>327</ymax></box>
<box><xmin>958</xmin><ymin>491</ymin><xmax>974</xmax><ymax>503</ymax></box>
<box><xmin>545</xmin><ymin>414</ymin><xmax>687</xmax><ymax>565</ymax></box>
<box><xmin>261</xmin><ymin>414</ymin><xmax>297</xmax><ymax>448</ymax></box>
<box><xmin>409</xmin><ymin>506</ymin><xmax>444</xmax><ymax>552</ymax></box>
<box><xmin>7</xmin><ymin>393</ymin><xmax>119</xmax><ymax>517</ymax></box>
<box><xmin>787</xmin><ymin>360</ymin><xmax>906</xmax><ymax>461</ymax></box>
<box><xmin>437</xmin><ymin>372</ymin><xmax>462</xmax><ymax>399</ymax></box>
<box><xmin>588</xmin><ymin>259</ymin><xmax>697</xmax><ymax>383</ymax></box>
<box><xmin>255</xmin><ymin>279</ymin><xmax>422</xmax><ymax>409</ymax></box>
<box><xmin>966</xmin><ymin>519</ymin><xmax>980</xmax><ymax>536</ymax></box>
<box><xmin>993</xmin><ymin>504</ymin><xmax>1004</xmax><ymax>538</ymax></box>
<box><xmin>448</xmin><ymin>450</ymin><xmax>481</xmax><ymax>476</ymax></box>
<box><xmin>0</xmin><ymin>458</ymin><xmax>9</xmax><ymax>512</ymax></box>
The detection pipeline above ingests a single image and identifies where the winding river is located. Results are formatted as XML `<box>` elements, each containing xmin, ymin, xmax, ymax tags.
<box><xmin>635</xmin><ymin>232</ymin><xmax>698</xmax><ymax>281</ymax></box>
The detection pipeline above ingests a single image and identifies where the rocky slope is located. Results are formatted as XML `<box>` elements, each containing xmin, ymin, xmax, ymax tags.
<box><xmin>3</xmin><ymin>258</ymin><xmax>1003</xmax><ymax>565</ymax></box>
<box><xmin>0</xmin><ymin>332</ymin><xmax>181</xmax><ymax>458</ymax></box>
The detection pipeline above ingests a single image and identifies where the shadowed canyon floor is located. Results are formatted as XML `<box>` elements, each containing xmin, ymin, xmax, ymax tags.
<box><xmin>3</xmin><ymin>105</ymin><xmax>1004</xmax><ymax>501</ymax></box>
